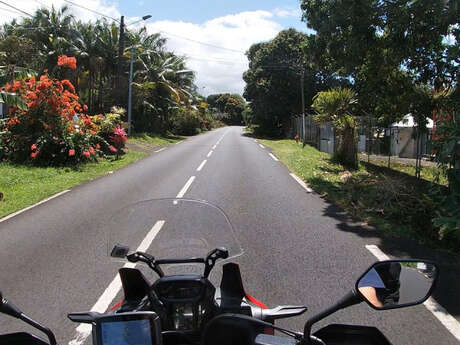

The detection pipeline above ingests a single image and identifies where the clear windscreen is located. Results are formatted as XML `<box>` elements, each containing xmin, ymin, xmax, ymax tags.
<box><xmin>103</xmin><ymin>198</ymin><xmax>243</xmax><ymax>276</ymax></box>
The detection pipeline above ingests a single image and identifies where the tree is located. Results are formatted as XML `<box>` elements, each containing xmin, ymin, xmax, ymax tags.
<box><xmin>312</xmin><ymin>87</ymin><xmax>358</xmax><ymax>169</ymax></box>
<box><xmin>301</xmin><ymin>0</ymin><xmax>459</xmax><ymax>126</ymax></box>
<box><xmin>243</xmin><ymin>29</ymin><xmax>334</xmax><ymax>136</ymax></box>
<box><xmin>207</xmin><ymin>93</ymin><xmax>246</xmax><ymax>125</ymax></box>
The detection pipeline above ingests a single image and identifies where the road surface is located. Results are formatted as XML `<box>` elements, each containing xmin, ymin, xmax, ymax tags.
<box><xmin>0</xmin><ymin>126</ymin><xmax>458</xmax><ymax>344</ymax></box>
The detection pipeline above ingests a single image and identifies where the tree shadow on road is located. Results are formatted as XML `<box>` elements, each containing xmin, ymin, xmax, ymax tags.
<box><xmin>318</xmin><ymin>189</ymin><xmax>460</xmax><ymax>318</ymax></box>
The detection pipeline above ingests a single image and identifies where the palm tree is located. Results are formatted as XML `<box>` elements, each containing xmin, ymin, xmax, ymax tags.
<box><xmin>313</xmin><ymin>87</ymin><xmax>359</xmax><ymax>168</ymax></box>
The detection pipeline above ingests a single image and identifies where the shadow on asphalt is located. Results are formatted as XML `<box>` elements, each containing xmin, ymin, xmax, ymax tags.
<box><xmin>321</xmin><ymin>200</ymin><xmax>460</xmax><ymax>318</ymax></box>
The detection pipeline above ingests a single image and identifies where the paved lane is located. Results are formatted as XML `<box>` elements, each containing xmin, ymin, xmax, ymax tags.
<box><xmin>0</xmin><ymin>126</ymin><xmax>458</xmax><ymax>344</ymax></box>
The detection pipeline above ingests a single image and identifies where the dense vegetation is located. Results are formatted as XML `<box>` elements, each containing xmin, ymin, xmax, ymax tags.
<box><xmin>0</xmin><ymin>5</ymin><xmax>219</xmax><ymax>145</ymax></box>
<box><xmin>244</xmin><ymin>2</ymin><xmax>459</xmax><ymax>247</ymax></box>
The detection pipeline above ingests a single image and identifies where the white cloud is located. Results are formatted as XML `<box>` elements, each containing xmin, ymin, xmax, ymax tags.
<box><xmin>0</xmin><ymin>3</ymin><xmax>290</xmax><ymax>96</ymax></box>
<box><xmin>273</xmin><ymin>8</ymin><xmax>301</xmax><ymax>19</ymax></box>
<box><xmin>146</xmin><ymin>11</ymin><xmax>283</xmax><ymax>96</ymax></box>
<box><xmin>0</xmin><ymin>0</ymin><xmax>120</xmax><ymax>24</ymax></box>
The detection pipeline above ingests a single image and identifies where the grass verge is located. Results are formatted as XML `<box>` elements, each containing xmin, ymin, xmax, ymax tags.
<box><xmin>129</xmin><ymin>133</ymin><xmax>184</xmax><ymax>148</ymax></box>
<box><xmin>259</xmin><ymin>138</ymin><xmax>456</xmax><ymax>254</ymax></box>
<box><xmin>0</xmin><ymin>150</ymin><xmax>147</xmax><ymax>218</ymax></box>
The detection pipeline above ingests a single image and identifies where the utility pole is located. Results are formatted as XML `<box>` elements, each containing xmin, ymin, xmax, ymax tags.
<box><xmin>127</xmin><ymin>47</ymin><xmax>134</xmax><ymax>135</ymax></box>
<box><xmin>117</xmin><ymin>15</ymin><xmax>125</xmax><ymax>104</ymax></box>
<box><xmin>301</xmin><ymin>69</ymin><xmax>306</xmax><ymax>147</ymax></box>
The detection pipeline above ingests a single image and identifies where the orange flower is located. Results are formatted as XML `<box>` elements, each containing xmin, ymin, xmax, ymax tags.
<box><xmin>57</xmin><ymin>55</ymin><xmax>77</xmax><ymax>70</ymax></box>
<box><xmin>7</xmin><ymin>117</ymin><xmax>20</xmax><ymax>126</ymax></box>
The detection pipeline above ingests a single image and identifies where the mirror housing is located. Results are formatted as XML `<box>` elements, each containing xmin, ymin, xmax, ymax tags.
<box><xmin>110</xmin><ymin>243</ymin><xmax>130</xmax><ymax>258</ymax></box>
<box><xmin>356</xmin><ymin>260</ymin><xmax>438</xmax><ymax>310</ymax></box>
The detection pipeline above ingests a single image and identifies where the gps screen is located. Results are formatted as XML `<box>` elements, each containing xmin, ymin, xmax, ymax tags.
<box><xmin>100</xmin><ymin>319</ymin><xmax>154</xmax><ymax>345</ymax></box>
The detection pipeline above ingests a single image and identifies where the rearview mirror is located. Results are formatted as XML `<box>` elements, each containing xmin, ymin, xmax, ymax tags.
<box><xmin>356</xmin><ymin>260</ymin><xmax>438</xmax><ymax>310</ymax></box>
<box><xmin>110</xmin><ymin>244</ymin><xmax>130</xmax><ymax>258</ymax></box>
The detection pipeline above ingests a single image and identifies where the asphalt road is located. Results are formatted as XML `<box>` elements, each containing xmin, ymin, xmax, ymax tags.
<box><xmin>0</xmin><ymin>126</ymin><xmax>458</xmax><ymax>345</ymax></box>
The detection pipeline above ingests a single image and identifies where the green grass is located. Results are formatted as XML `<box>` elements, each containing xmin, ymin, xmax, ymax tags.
<box><xmin>259</xmin><ymin>139</ymin><xmax>456</xmax><ymax>253</ymax></box>
<box><xmin>0</xmin><ymin>150</ymin><xmax>147</xmax><ymax>218</ymax></box>
<box><xmin>129</xmin><ymin>133</ymin><xmax>184</xmax><ymax>147</ymax></box>
<box><xmin>361</xmin><ymin>158</ymin><xmax>447</xmax><ymax>185</ymax></box>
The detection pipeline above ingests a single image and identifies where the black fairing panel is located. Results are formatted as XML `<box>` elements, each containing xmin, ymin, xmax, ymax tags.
<box><xmin>0</xmin><ymin>332</ymin><xmax>49</xmax><ymax>345</ymax></box>
<box><xmin>119</xmin><ymin>267</ymin><xmax>151</xmax><ymax>301</ymax></box>
<box><xmin>313</xmin><ymin>324</ymin><xmax>392</xmax><ymax>345</ymax></box>
<box><xmin>202</xmin><ymin>314</ymin><xmax>265</xmax><ymax>345</ymax></box>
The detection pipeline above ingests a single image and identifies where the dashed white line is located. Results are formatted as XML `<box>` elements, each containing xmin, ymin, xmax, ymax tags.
<box><xmin>268</xmin><ymin>153</ymin><xmax>279</xmax><ymax>161</ymax></box>
<box><xmin>176</xmin><ymin>176</ymin><xmax>196</xmax><ymax>198</ymax></box>
<box><xmin>154</xmin><ymin>148</ymin><xmax>166</xmax><ymax>153</ymax></box>
<box><xmin>289</xmin><ymin>173</ymin><xmax>313</xmax><ymax>193</ymax></box>
<box><xmin>69</xmin><ymin>220</ymin><xmax>165</xmax><ymax>345</ymax></box>
<box><xmin>212</xmin><ymin>144</ymin><xmax>217</xmax><ymax>150</ymax></box>
<box><xmin>196</xmin><ymin>160</ymin><xmax>207</xmax><ymax>172</ymax></box>
<box><xmin>0</xmin><ymin>190</ymin><xmax>70</xmax><ymax>223</ymax></box>
<box><xmin>175</xmin><ymin>141</ymin><xmax>183</xmax><ymax>145</ymax></box>
<box><xmin>259</xmin><ymin>144</ymin><xmax>265</xmax><ymax>149</ymax></box>
<box><xmin>365</xmin><ymin>244</ymin><xmax>460</xmax><ymax>342</ymax></box>
<box><xmin>254</xmin><ymin>139</ymin><xmax>258</xmax><ymax>143</ymax></box>
<box><xmin>207</xmin><ymin>150</ymin><xmax>213</xmax><ymax>158</ymax></box>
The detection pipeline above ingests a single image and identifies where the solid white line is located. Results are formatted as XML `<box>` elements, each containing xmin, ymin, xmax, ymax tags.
<box><xmin>268</xmin><ymin>153</ymin><xmax>279</xmax><ymax>161</ymax></box>
<box><xmin>0</xmin><ymin>190</ymin><xmax>70</xmax><ymax>224</ymax></box>
<box><xmin>254</xmin><ymin>139</ymin><xmax>258</xmax><ymax>143</ymax></box>
<box><xmin>196</xmin><ymin>160</ymin><xmax>207</xmax><ymax>172</ymax></box>
<box><xmin>154</xmin><ymin>148</ymin><xmax>166</xmax><ymax>153</ymax></box>
<box><xmin>175</xmin><ymin>141</ymin><xmax>183</xmax><ymax>145</ymax></box>
<box><xmin>69</xmin><ymin>220</ymin><xmax>165</xmax><ymax>345</ymax></box>
<box><xmin>365</xmin><ymin>244</ymin><xmax>460</xmax><ymax>342</ymax></box>
<box><xmin>176</xmin><ymin>176</ymin><xmax>196</xmax><ymax>198</ymax></box>
<box><xmin>365</xmin><ymin>244</ymin><xmax>389</xmax><ymax>260</ymax></box>
<box><xmin>207</xmin><ymin>150</ymin><xmax>213</xmax><ymax>158</ymax></box>
<box><xmin>289</xmin><ymin>173</ymin><xmax>313</xmax><ymax>193</ymax></box>
<box><xmin>259</xmin><ymin>144</ymin><xmax>265</xmax><ymax>149</ymax></box>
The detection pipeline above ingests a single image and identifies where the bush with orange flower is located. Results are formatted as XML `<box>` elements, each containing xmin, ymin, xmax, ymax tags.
<box><xmin>0</xmin><ymin>56</ymin><xmax>121</xmax><ymax>165</ymax></box>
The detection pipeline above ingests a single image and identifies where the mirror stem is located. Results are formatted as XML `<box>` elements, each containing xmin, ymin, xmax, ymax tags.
<box><xmin>302</xmin><ymin>290</ymin><xmax>362</xmax><ymax>344</ymax></box>
<box><xmin>19</xmin><ymin>313</ymin><xmax>57</xmax><ymax>345</ymax></box>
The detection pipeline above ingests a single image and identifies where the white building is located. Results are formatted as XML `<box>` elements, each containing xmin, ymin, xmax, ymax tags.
<box><xmin>390</xmin><ymin>114</ymin><xmax>433</xmax><ymax>158</ymax></box>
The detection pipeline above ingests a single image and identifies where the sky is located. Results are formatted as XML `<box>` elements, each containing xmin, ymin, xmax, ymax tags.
<box><xmin>0</xmin><ymin>0</ymin><xmax>313</xmax><ymax>96</ymax></box>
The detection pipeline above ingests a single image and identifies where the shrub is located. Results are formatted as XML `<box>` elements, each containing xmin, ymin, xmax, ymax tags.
<box><xmin>172</xmin><ymin>109</ymin><xmax>202</xmax><ymax>136</ymax></box>
<box><xmin>0</xmin><ymin>55</ymin><xmax>116</xmax><ymax>165</ymax></box>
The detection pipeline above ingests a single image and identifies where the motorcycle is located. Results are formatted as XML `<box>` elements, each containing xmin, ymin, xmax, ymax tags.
<box><xmin>0</xmin><ymin>198</ymin><xmax>439</xmax><ymax>345</ymax></box>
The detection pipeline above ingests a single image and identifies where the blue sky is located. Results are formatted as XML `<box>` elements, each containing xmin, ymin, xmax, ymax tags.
<box><xmin>121</xmin><ymin>0</ymin><xmax>307</xmax><ymax>32</ymax></box>
<box><xmin>1</xmin><ymin>0</ymin><xmax>312</xmax><ymax>95</ymax></box>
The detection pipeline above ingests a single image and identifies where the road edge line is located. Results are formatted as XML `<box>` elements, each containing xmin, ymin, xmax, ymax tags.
<box><xmin>289</xmin><ymin>173</ymin><xmax>313</xmax><ymax>193</ymax></box>
<box><xmin>268</xmin><ymin>153</ymin><xmax>279</xmax><ymax>161</ymax></box>
<box><xmin>0</xmin><ymin>190</ymin><xmax>71</xmax><ymax>224</ymax></box>
<box><xmin>365</xmin><ymin>244</ymin><xmax>460</xmax><ymax>342</ymax></box>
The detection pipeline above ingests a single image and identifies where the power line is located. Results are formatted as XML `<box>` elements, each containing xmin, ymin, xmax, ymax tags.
<box><xmin>159</xmin><ymin>30</ymin><xmax>246</xmax><ymax>54</ymax></box>
<box><xmin>62</xmin><ymin>0</ymin><xmax>119</xmax><ymax>22</ymax></box>
<box><xmin>0</xmin><ymin>5</ymin><xmax>24</xmax><ymax>16</ymax></box>
<box><xmin>0</xmin><ymin>1</ymin><xmax>32</xmax><ymax>17</ymax></box>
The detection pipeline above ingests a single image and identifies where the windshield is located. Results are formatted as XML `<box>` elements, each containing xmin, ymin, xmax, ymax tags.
<box><xmin>103</xmin><ymin>198</ymin><xmax>242</xmax><ymax>276</ymax></box>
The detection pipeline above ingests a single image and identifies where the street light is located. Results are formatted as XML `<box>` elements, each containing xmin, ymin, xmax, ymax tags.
<box><xmin>125</xmin><ymin>14</ymin><xmax>152</xmax><ymax>136</ymax></box>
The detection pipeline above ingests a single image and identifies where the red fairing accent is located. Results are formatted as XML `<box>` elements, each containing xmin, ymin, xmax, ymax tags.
<box><xmin>109</xmin><ymin>299</ymin><xmax>124</xmax><ymax>311</ymax></box>
<box><xmin>245</xmin><ymin>293</ymin><xmax>268</xmax><ymax>309</ymax></box>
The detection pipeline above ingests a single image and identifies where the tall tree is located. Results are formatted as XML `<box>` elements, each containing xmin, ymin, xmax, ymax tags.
<box><xmin>243</xmin><ymin>29</ymin><xmax>322</xmax><ymax>136</ymax></box>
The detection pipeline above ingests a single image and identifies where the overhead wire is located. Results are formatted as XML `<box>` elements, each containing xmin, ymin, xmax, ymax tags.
<box><xmin>0</xmin><ymin>5</ymin><xmax>24</xmax><ymax>16</ymax></box>
<box><xmin>159</xmin><ymin>30</ymin><xmax>246</xmax><ymax>54</ymax></box>
<box><xmin>62</xmin><ymin>0</ymin><xmax>119</xmax><ymax>22</ymax></box>
<box><xmin>0</xmin><ymin>1</ymin><xmax>32</xmax><ymax>17</ymax></box>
